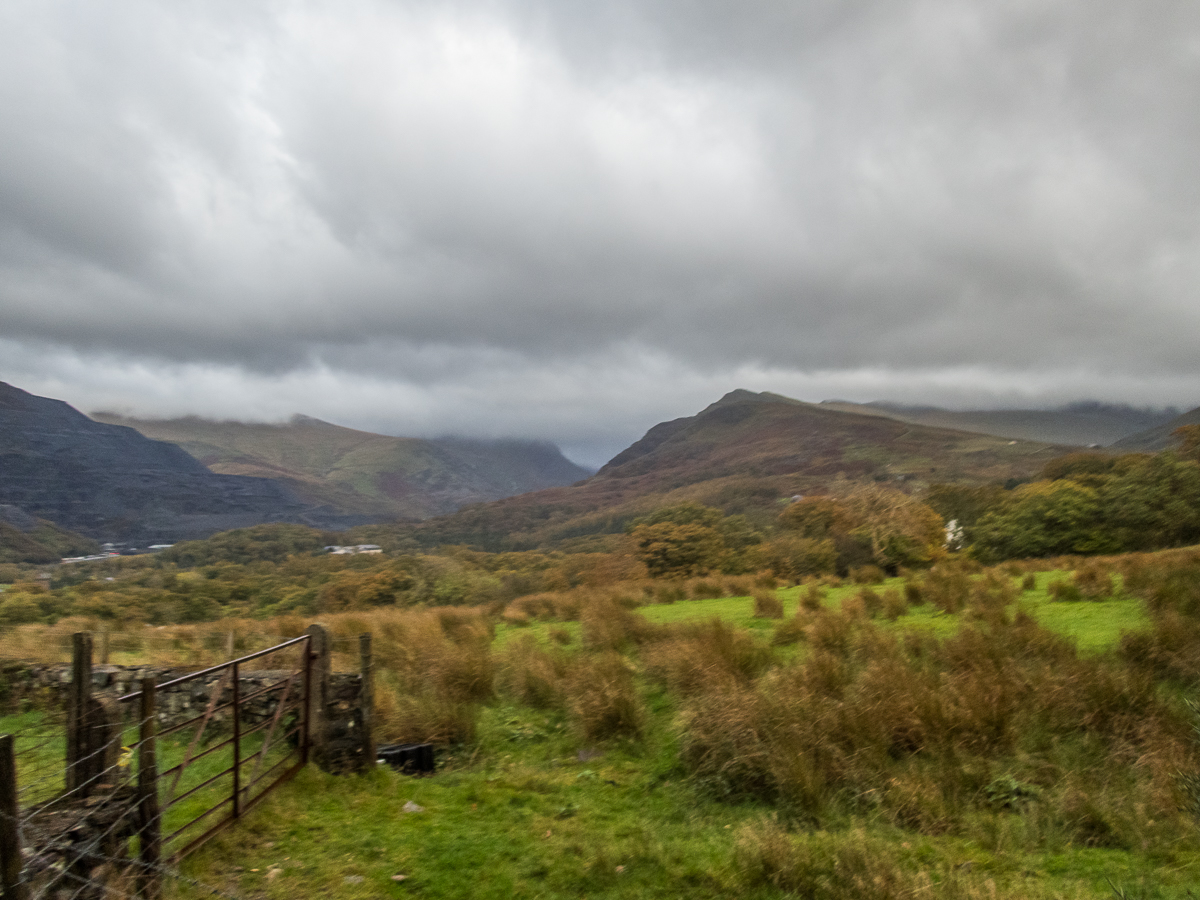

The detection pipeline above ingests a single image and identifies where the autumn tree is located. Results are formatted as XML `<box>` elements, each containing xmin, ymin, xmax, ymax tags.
<box><xmin>628</xmin><ymin>502</ymin><xmax>760</xmax><ymax>577</ymax></box>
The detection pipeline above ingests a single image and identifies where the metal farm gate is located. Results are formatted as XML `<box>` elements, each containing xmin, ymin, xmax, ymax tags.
<box><xmin>0</xmin><ymin>629</ymin><xmax>337</xmax><ymax>900</ymax></box>
<box><xmin>117</xmin><ymin>633</ymin><xmax>313</xmax><ymax>859</ymax></box>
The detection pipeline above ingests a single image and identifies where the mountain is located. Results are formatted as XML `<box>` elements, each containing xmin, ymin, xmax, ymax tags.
<box><xmin>816</xmin><ymin>400</ymin><xmax>1178</xmax><ymax>447</ymax></box>
<box><xmin>89</xmin><ymin>413</ymin><xmax>592</xmax><ymax>520</ymax></box>
<box><xmin>399</xmin><ymin>389</ymin><xmax>1075</xmax><ymax>550</ymax></box>
<box><xmin>1110</xmin><ymin>406</ymin><xmax>1200</xmax><ymax>453</ymax></box>
<box><xmin>0</xmin><ymin>382</ymin><xmax>325</xmax><ymax>542</ymax></box>
<box><xmin>0</xmin><ymin>504</ymin><xmax>98</xmax><ymax>565</ymax></box>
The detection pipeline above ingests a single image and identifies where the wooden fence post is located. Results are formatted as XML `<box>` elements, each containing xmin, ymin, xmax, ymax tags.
<box><xmin>0</xmin><ymin>735</ymin><xmax>27</xmax><ymax>900</ymax></box>
<box><xmin>65</xmin><ymin>632</ymin><xmax>92</xmax><ymax>794</ymax></box>
<box><xmin>304</xmin><ymin>625</ymin><xmax>331</xmax><ymax>771</ymax></box>
<box><xmin>359</xmin><ymin>634</ymin><xmax>374</xmax><ymax>772</ymax></box>
<box><xmin>136</xmin><ymin>680</ymin><xmax>160</xmax><ymax>900</ymax></box>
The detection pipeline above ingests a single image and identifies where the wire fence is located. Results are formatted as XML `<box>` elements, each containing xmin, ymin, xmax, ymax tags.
<box><xmin>0</xmin><ymin>630</ymin><xmax>327</xmax><ymax>900</ymax></box>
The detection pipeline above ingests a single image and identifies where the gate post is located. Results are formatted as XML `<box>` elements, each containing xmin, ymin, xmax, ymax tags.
<box><xmin>65</xmin><ymin>632</ymin><xmax>92</xmax><ymax>795</ymax></box>
<box><xmin>136</xmin><ymin>680</ymin><xmax>160</xmax><ymax>900</ymax></box>
<box><xmin>304</xmin><ymin>625</ymin><xmax>331</xmax><ymax>770</ymax></box>
<box><xmin>359</xmin><ymin>634</ymin><xmax>375</xmax><ymax>771</ymax></box>
<box><xmin>0</xmin><ymin>734</ymin><xmax>27</xmax><ymax>900</ymax></box>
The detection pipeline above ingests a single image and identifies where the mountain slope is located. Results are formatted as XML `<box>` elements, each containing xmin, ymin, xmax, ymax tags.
<box><xmin>817</xmin><ymin>400</ymin><xmax>1177</xmax><ymax>447</ymax></box>
<box><xmin>0</xmin><ymin>504</ymin><xmax>98</xmax><ymax>564</ymax></box>
<box><xmin>400</xmin><ymin>389</ymin><xmax>1074</xmax><ymax>550</ymax></box>
<box><xmin>1110</xmin><ymin>406</ymin><xmax>1200</xmax><ymax>452</ymax></box>
<box><xmin>0</xmin><ymin>382</ymin><xmax>318</xmax><ymax>542</ymax></box>
<box><xmin>90</xmin><ymin>413</ymin><xmax>592</xmax><ymax>520</ymax></box>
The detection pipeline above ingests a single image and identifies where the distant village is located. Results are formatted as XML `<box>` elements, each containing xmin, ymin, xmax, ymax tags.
<box><xmin>60</xmin><ymin>542</ymin><xmax>176</xmax><ymax>564</ymax></box>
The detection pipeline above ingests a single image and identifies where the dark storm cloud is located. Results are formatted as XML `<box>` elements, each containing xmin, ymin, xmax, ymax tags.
<box><xmin>2</xmin><ymin>0</ymin><xmax>1200</xmax><ymax>463</ymax></box>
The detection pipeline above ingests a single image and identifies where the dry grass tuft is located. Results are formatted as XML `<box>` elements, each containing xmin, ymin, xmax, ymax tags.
<box><xmin>752</xmin><ymin>590</ymin><xmax>784</xmax><ymax>619</ymax></box>
<box><xmin>565</xmin><ymin>651</ymin><xmax>645</xmax><ymax>741</ymax></box>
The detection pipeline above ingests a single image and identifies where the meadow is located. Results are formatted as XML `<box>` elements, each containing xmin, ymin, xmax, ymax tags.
<box><xmin>4</xmin><ymin>547</ymin><xmax>1200</xmax><ymax>899</ymax></box>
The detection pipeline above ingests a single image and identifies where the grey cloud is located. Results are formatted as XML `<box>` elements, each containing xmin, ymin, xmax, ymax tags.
<box><xmin>2</xmin><ymin>0</ymin><xmax>1200</xmax><ymax>463</ymax></box>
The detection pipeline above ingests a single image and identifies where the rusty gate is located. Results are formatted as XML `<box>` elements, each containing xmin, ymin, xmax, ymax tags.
<box><xmin>117</xmin><ymin>632</ymin><xmax>312</xmax><ymax>859</ymax></box>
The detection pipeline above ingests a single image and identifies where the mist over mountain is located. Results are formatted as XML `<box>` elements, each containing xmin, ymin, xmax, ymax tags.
<box><xmin>405</xmin><ymin>389</ymin><xmax>1076</xmax><ymax>551</ymax></box>
<box><xmin>0</xmin><ymin>381</ymin><xmax>322</xmax><ymax>542</ymax></box>
<box><xmin>89</xmin><ymin>412</ymin><xmax>592</xmax><ymax>521</ymax></box>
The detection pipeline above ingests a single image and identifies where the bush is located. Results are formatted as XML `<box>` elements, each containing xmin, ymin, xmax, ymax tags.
<box><xmin>753</xmin><ymin>591</ymin><xmax>784</xmax><ymax>619</ymax></box>
<box><xmin>849</xmin><ymin>564</ymin><xmax>886</xmax><ymax>585</ymax></box>
<box><xmin>1073</xmin><ymin>563</ymin><xmax>1115</xmax><ymax>600</ymax></box>
<box><xmin>856</xmin><ymin>587</ymin><xmax>882</xmax><ymax>618</ymax></box>
<box><xmin>800</xmin><ymin>582</ymin><xmax>825</xmax><ymax>611</ymax></box>
<box><xmin>643</xmin><ymin>619</ymin><xmax>773</xmax><ymax>696</ymax></box>
<box><xmin>566</xmin><ymin>652</ymin><xmax>645</xmax><ymax>741</ymax></box>
<box><xmin>0</xmin><ymin>594</ymin><xmax>43</xmax><ymax>625</ymax></box>
<box><xmin>882</xmin><ymin>588</ymin><xmax>907</xmax><ymax>621</ymax></box>
<box><xmin>1047</xmin><ymin>579</ymin><xmax>1083</xmax><ymax>602</ymax></box>
<box><xmin>496</xmin><ymin>634</ymin><xmax>568</xmax><ymax>709</ymax></box>
<box><xmin>922</xmin><ymin>565</ymin><xmax>971</xmax><ymax>614</ymax></box>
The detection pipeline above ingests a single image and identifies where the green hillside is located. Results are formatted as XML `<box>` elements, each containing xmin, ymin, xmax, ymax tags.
<box><xmin>0</xmin><ymin>505</ymin><xmax>97</xmax><ymax>565</ymax></box>
<box><xmin>90</xmin><ymin>413</ymin><xmax>591</xmax><ymax>521</ymax></box>
<box><xmin>397</xmin><ymin>390</ymin><xmax>1074</xmax><ymax>550</ymax></box>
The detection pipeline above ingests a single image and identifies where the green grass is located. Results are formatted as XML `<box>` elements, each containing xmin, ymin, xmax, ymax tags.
<box><xmin>173</xmin><ymin>698</ymin><xmax>1200</xmax><ymax>900</ymax></box>
<box><xmin>633</xmin><ymin>572</ymin><xmax>1150</xmax><ymax>653</ymax></box>
<box><xmin>3</xmin><ymin>570</ymin><xmax>1179</xmax><ymax>899</ymax></box>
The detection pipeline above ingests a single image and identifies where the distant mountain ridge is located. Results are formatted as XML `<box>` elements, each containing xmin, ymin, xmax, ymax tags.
<box><xmin>0</xmin><ymin>381</ymin><xmax>322</xmax><ymax>542</ymax></box>
<box><xmin>89</xmin><ymin>412</ymin><xmax>592</xmax><ymax>521</ymax></box>
<box><xmin>404</xmin><ymin>389</ymin><xmax>1076</xmax><ymax>550</ymax></box>
<box><xmin>816</xmin><ymin>400</ymin><xmax>1178</xmax><ymax>447</ymax></box>
<box><xmin>1110</xmin><ymin>406</ymin><xmax>1200</xmax><ymax>452</ymax></box>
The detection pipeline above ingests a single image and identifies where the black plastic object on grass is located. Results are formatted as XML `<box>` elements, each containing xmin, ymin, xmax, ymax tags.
<box><xmin>378</xmin><ymin>743</ymin><xmax>435</xmax><ymax>775</ymax></box>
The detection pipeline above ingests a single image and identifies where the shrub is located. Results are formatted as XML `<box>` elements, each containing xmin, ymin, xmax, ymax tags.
<box><xmin>849</xmin><ymin>564</ymin><xmax>886</xmax><ymax>585</ymax></box>
<box><xmin>800</xmin><ymin>582</ymin><xmax>825</xmax><ymax>611</ymax></box>
<box><xmin>565</xmin><ymin>652</ymin><xmax>645</xmax><ymax>741</ymax></box>
<box><xmin>1072</xmin><ymin>563</ymin><xmax>1115</xmax><ymax>600</ymax></box>
<box><xmin>856</xmin><ymin>587</ymin><xmax>882</xmax><ymax>618</ymax></box>
<box><xmin>922</xmin><ymin>564</ymin><xmax>971</xmax><ymax>614</ymax></box>
<box><xmin>1047</xmin><ymin>579</ymin><xmax>1083</xmax><ymax>602</ymax></box>
<box><xmin>496</xmin><ymin>634</ymin><xmax>568</xmax><ymax>709</ymax></box>
<box><xmin>375</xmin><ymin>681</ymin><xmax>479</xmax><ymax>745</ymax></box>
<box><xmin>771</xmin><ymin>616</ymin><xmax>807</xmax><ymax>646</ymax></box>
<box><xmin>654</xmin><ymin>584</ymin><xmax>686</xmax><ymax>604</ymax></box>
<box><xmin>902</xmin><ymin>579</ymin><xmax>923</xmax><ymax>605</ymax></box>
<box><xmin>642</xmin><ymin>619</ymin><xmax>773</xmax><ymax>695</ymax></box>
<box><xmin>882</xmin><ymin>588</ymin><xmax>907</xmax><ymax>621</ymax></box>
<box><xmin>580</xmin><ymin>597</ymin><xmax>661</xmax><ymax>651</ymax></box>
<box><xmin>753</xmin><ymin>591</ymin><xmax>784</xmax><ymax>619</ymax></box>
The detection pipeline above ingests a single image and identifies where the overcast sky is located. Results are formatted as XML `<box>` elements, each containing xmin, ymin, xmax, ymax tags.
<box><xmin>2</xmin><ymin>0</ymin><xmax>1199</xmax><ymax>466</ymax></box>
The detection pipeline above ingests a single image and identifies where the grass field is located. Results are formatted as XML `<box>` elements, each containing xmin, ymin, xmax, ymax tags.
<box><xmin>170</xmin><ymin>571</ymin><xmax>1195</xmax><ymax>900</ymax></box>
<box><xmin>3</xmin><ymin>563</ymin><xmax>1195</xmax><ymax>899</ymax></box>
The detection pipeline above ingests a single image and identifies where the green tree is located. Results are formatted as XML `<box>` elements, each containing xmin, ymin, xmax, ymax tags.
<box><xmin>628</xmin><ymin>503</ymin><xmax>757</xmax><ymax>577</ymax></box>
<box><xmin>971</xmin><ymin>480</ymin><xmax>1108</xmax><ymax>562</ymax></box>
<box><xmin>630</xmin><ymin>521</ymin><xmax>725</xmax><ymax>578</ymax></box>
